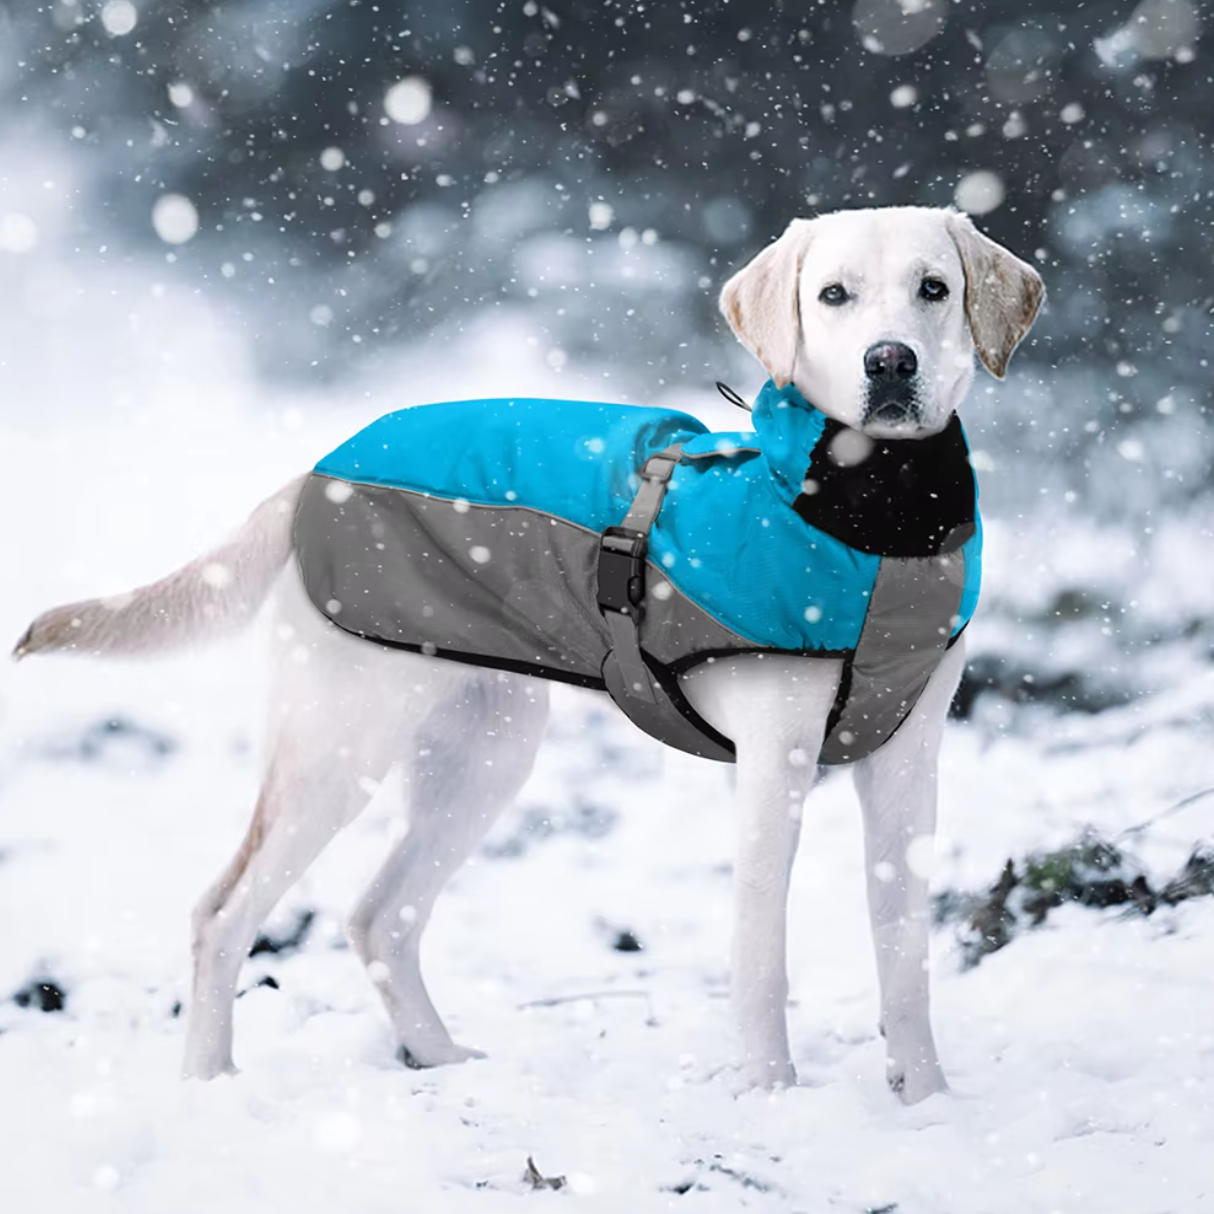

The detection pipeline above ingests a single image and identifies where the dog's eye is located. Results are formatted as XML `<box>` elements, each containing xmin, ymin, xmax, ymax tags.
<box><xmin>818</xmin><ymin>283</ymin><xmax>850</xmax><ymax>307</ymax></box>
<box><xmin>919</xmin><ymin>277</ymin><xmax>949</xmax><ymax>302</ymax></box>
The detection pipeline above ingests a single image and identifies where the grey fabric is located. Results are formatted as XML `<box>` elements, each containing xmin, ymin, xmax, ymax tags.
<box><xmin>818</xmin><ymin>550</ymin><xmax>966</xmax><ymax>764</ymax></box>
<box><xmin>604</xmin><ymin>607</ymin><xmax>657</xmax><ymax>704</ymax></box>
<box><xmin>599</xmin><ymin>636</ymin><xmax>737</xmax><ymax>762</ymax></box>
<box><xmin>295</xmin><ymin>473</ymin><xmax>757</xmax><ymax>685</ymax></box>
<box><xmin>295</xmin><ymin>471</ymin><xmax>963</xmax><ymax>767</ymax></box>
<box><xmin>599</xmin><ymin>444</ymin><xmax>679</xmax><ymax>712</ymax></box>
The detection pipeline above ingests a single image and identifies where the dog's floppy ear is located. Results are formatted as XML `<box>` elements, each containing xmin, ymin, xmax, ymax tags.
<box><xmin>719</xmin><ymin>219</ymin><xmax>815</xmax><ymax>389</ymax></box>
<box><xmin>946</xmin><ymin>211</ymin><xmax>1045</xmax><ymax>380</ymax></box>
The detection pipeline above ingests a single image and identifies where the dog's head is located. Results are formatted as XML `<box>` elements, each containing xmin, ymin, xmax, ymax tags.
<box><xmin>720</xmin><ymin>206</ymin><xmax>1044</xmax><ymax>437</ymax></box>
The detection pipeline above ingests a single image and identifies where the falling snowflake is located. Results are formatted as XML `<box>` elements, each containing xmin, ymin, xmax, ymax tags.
<box><xmin>954</xmin><ymin>170</ymin><xmax>1005</xmax><ymax>215</ymax></box>
<box><xmin>100</xmin><ymin>1</ymin><xmax>136</xmax><ymax>37</ymax></box>
<box><xmin>385</xmin><ymin>77</ymin><xmax>432</xmax><ymax>125</ymax></box>
<box><xmin>151</xmin><ymin>194</ymin><xmax>199</xmax><ymax>245</ymax></box>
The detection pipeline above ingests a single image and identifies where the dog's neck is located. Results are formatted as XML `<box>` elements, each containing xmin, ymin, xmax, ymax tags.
<box><xmin>750</xmin><ymin>380</ymin><xmax>977</xmax><ymax>558</ymax></box>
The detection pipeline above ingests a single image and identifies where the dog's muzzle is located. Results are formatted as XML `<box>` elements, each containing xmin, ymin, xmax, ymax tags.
<box><xmin>863</xmin><ymin>341</ymin><xmax>921</xmax><ymax>426</ymax></box>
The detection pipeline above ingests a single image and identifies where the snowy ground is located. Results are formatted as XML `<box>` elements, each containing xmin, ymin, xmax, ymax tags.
<box><xmin>2</xmin><ymin>290</ymin><xmax>1214</xmax><ymax>1212</ymax></box>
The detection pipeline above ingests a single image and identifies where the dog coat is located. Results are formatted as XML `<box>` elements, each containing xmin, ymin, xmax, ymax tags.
<box><xmin>294</xmin><ymin>380</ymin><xmax>981</xmax><ymax>764</ymax></box>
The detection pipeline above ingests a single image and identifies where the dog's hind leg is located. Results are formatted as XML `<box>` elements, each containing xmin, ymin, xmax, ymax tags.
<box><xmin>852</xmin><ymin>639</ymin><xmax>965</xmax><ymax>1105</ymax></box>
<box><xmin>183</xmin><ymin>722</ymin><xmax>391</xmax><ymax>1080</ymax></box>
<box><xmin>348</xmin><ymin>671</ymin><xmax>549</xmax><ymax>1069</ymax></box>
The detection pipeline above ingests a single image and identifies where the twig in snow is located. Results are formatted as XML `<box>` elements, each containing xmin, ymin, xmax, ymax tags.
<box><xmin>1116</xmin><ymin>784</ymin><xmax>1214</xmax><ymax>841</ymax></box>
<box><xmin>249</xmin><ymin>908</ymin><xmax>315</xmax><ymax>957</ymax></box>
<box><xmin>517</xmin><ymin>988</ymin><xmax>658</xmax><ymax>1024</ymax></box>
<box><xmin>523</xmin><ymin>1156</ymin><xmax>566</xmax><ymax>1191</ymax></box>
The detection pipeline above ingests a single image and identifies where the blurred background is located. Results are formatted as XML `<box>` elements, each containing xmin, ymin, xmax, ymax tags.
<box><xmin>2</xmin><ymin>6</ymin><xmax>1214</xmax><ymax>1205</ymax></box>
<box><xmin>0</xmin><ymin>0</ymin><xmax>1212</xmax><ymax>861</ymax></box>
<box><xmin>2</xmin><ymin>0</ymin><xmax>1211</xmax><ymax>722</ymax></box>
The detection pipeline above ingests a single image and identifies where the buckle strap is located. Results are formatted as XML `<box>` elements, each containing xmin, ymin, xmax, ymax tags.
<box><xmin>595</xmin><ymin>444</ymin><xmax>684</xmax><ymax>615</ymax></box>
<box><xmin>619</xmin><ymin>449</ymin><xmax>682</xmax><ymax>533</ymax></box>
<box><xmin>597</xmin><ymin>526</ymin><xmax>648</xmax><ymax>615</ymax></box>
<box><xmin>602</xmin><ymin>605</ymin><xmax>657</xmax><ymax>704</ymax></box>
<box><xmin>596</xmin><ymin>444</ymin><xmax>684</xmax><ymax>705</ymax></box>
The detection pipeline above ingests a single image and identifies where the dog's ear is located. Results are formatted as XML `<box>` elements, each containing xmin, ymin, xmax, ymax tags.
<box><xmin>719</xmin><ymin>219</ymin><xmax>815</xmax><ymax>389</ymax></box>
<box><xmin>946</xmin><ymin>211</ymin><xmax>1045</xmax><ymax>380</ymax></box>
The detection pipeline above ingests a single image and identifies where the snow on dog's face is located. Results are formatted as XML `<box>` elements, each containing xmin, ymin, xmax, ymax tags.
<box><xmin>720</xmin><ymin>206</ymin><xmax>1044</xmax><ymax>438</ymax></box>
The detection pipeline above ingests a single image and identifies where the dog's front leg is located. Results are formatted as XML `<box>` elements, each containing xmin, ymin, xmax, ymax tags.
<box><xmin>685</xmin><ymin>657</ymin><xmax>839</xmax><ymax>1090</ymax></box>
<box><xmin>851</xmin><ymin>640</ymin><xmax>965</xmax><ymax>1104</ymax></box>
<box><xmin>731</xmin><ymin>734</ymin><xmax>820</xmax><ymax>1088</ymax></box>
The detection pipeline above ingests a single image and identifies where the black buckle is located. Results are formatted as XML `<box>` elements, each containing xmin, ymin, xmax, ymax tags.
<box><xmin>597</xmin><ymin>526</ymin><xmax>647</xmax><ymax>615</ymax></box>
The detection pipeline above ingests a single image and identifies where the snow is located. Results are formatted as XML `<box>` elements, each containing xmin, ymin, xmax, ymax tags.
<box><xmin>319</xmin><ymin>147</ymin><xmax>347</xmax><ymax>173</ymax></box>
<box><xmin>2</xmin><ymin>265</ymin><xmax>1213</xmax><ymax>1213</ymax></box>
<box><xmin>954</xmin><ymin>171</ymin><xmax>1006</xmax><ymax>216</ymax></box>
<box><xmin>588</xmin><ymin>202</ymin><xmax>615</xmax><ymax>232</ymax></box>
<box><xmin>853</xmin><ymin>0</ymin><xmax>948</xmax><ymax>58</ymax></box>
<box><xmin>151</xmin><ymin>195</ymin><xmax>200</xmax><ymax>247</ymax></box>
<box><xmin>100</xmin><ymin>1</ymin><xmax>138</xmax><ymax>39</ymax></box>
<box><xmin>0</xmin><ymin>212</ymin><xmax>39</xmax><ymax>255</ymax></box>
<box><xmin>385</xmin><ymin>78</ymin><xmax>434</xmax><ymax>126</ymax></box>
<box><xmin>167</xmin><ymin>82</ymin><xmax>195</xmax><ymax>110</ymax></box>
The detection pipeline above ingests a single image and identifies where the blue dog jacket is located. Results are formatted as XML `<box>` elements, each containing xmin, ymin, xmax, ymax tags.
<box><xmin>294</xmin><ymin>381</ymin><xmax>981</xmax><ymax>763</ymax></box>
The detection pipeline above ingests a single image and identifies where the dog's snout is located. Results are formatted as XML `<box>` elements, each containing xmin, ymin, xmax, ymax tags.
<box><xmin>864</xmin><ymin>342</ymin><xmax>918</xmax><ymax>382</ymax></box>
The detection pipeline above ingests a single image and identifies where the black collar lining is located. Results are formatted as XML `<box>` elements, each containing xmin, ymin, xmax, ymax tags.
<box><xmin>791</xmin><ymin>414</ymin><xmax>976</xmax><ymax>558</ymax></box>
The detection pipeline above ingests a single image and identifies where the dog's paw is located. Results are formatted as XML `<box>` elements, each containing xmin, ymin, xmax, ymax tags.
<box><xmin>397</xmin><ymin>1041</ymin><xmax>487</xmax><ymax>1070</ymax></box>
<box><xmin>181</xmin><ymin>1055</ymin><xmax>240</xmax><ymax>1082</ymax></box>
<box><xmin>886</xmin><ymin>1057</ymin><xmax>948</xmax><ymax>1105</ymax></box>
<box><xmin>732</xmin><ymin>1058</ymin><xmax>797</xmax><ymax>1094</ymax></box>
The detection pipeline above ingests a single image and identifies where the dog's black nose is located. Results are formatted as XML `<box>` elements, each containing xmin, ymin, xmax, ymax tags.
<box><xmin>864</xmin><ymin>342</ymin><xmax>918</xmax><ymax>382</ymax></box>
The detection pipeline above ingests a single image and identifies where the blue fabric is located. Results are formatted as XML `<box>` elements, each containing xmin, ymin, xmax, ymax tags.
<box><xmin>314</xmin><ymin>382</ymin><xmax>982</xmax><ymax>652</ymax></box>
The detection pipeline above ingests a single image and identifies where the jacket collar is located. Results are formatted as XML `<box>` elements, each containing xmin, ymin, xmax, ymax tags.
<box><xmin>750</xmin><ymin>379</ymin><xmax>829</xmax><ymax>507</ymax></box>
<box><xmin>749</xmin><ymin>378</ymin><xmax>977</xmax><ymax>558</ymax></box>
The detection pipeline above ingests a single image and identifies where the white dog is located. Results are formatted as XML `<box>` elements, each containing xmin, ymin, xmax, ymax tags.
<box><xmin>14</xmin><ymin>206</ymin><xmax>1042</xmax><ymax>1103</ymax></box>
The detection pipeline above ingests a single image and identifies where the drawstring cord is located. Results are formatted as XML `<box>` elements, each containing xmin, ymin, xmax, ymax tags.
<box><xmin>715</xmin><ymin>381</ymin><xmax>752</xmax><ymax>412</ymax></box>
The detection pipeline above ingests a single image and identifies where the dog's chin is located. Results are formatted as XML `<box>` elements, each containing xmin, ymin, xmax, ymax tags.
<box><xmin>860</xmin><ymin>391</ymin><xmax>946</xmax><ymax>440</ymax></box>
<box><xmin>862</xmin><ymin>416</ymin><xmax>937</xmax><ymax>440</ymax></box>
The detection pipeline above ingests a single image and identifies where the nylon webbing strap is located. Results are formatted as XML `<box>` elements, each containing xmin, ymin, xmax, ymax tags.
<box><xmin>595</xmin><ymin>444</ymin><xmax>683</xmax><ymax>706</ymax></box>
<box><xmin>620</xmin><ymin>449</ymin><xmax>682</xmax><ymax>532</ymax></box>
<box><xmin>595</xmin><ymin>443</ymin><xmax>736</xmax><ymax>762</ymax></box>
<box><xmin>603</xmin><ymin>607</ymin><xmax>655</xmax><ymax>702</ymax></box>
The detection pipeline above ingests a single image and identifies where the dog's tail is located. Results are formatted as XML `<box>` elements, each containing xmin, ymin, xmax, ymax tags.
<box><xmin>12</xmin><ymin>475</ymin><xmax>307</xmax><ymax>661</ymax></box>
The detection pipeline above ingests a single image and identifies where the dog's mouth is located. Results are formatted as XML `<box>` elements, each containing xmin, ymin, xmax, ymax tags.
<box><xmin>860</xmin><ymin>340</ymin><xmax>925</xmax><ymax>434</ymax></box>
<box><xmin>862</xmin><ymin>390</ymin><xmax>924</xmax><ymax>434</ymax></box>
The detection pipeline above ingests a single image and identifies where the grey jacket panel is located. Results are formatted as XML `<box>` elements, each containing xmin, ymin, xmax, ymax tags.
<box><xmin>295</xmin><ymin>473</ymin><xmax>964</xmax><ymax>766</ymax></box>
<box><xmin>818</xmin><ymin>551</ymin><xmax>967</xmax><ymax>764</ymax></box>
<box><xmin>295</xmin><ymin>472</ymin><xmax>760</xmax><ymax>687</ymax></box>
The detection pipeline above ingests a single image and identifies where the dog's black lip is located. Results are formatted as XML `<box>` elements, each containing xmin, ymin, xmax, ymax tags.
<box><xmin>863</xmin><ymin>385</ymin><xmax>922</xmax><ymax>427</ymax></box>
<box><xmin>866</xmin><ymin>405</ymin><xmax>919</xmax><ymax>427</ymax></box>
